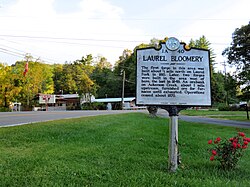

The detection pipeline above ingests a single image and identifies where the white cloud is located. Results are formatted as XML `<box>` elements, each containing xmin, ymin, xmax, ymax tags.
<box><xmin>9</xmin><ymin>0</ymin><xmax>55</xmax><ymax>15</ymax></box>
<box><xmin>79</xmin><ymin>0</ymin><xmax>123</xmax><ymax>18</ymax></box>
<box><xmin>175</xmin><ymin>0</ymin><xmax>249</xmax><ymax>72</ymax></box>
<box><xmin>0</xmin><ymin>0</ymin><xmax>145</xmax><ymax>65</ymax></box>
<box><xmin>0</xmin><ymin>0</ymin><xmax>249</xmax><ymax>70</ymax></box>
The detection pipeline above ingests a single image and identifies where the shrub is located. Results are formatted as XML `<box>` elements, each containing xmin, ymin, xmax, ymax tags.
<box><xmin>208</xmin><ymin>132</ymin><xmax>250</xmax><ymax>170</ymax></box>
<box><xmin>81</xmin><ymin>102</ymin><xmax>106</xmax><ymax>110</ymax></box>
<box><xmin>218</xmin><ymin>103</ymin><xmax>231</xmax><ymax>111</ymax></box>
<box><xmin>0</xmin><ymin>107</ymin><xmax>11</xmax><ymax>112</ymax></box>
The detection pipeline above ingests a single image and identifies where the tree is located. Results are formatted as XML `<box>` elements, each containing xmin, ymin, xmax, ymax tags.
<box><xmin>0</xmin><ymin>58</ymin><xmax>54</xmax><ymax>109</ymax></box>
<box><xmin>53</xmin><ymin>55</ymin><xmax>97</xmax><ymax>99</ymax></box>
<box><xmin>224</xmin><ymin>73</ymin><xmax>239</xmax><ymax>104</ymax></box>
<box><xmin>95</xmin><ymin>56</ymin><xmax>112</xmax><ymax>69</ymax></box>
<box><xmin>60</xmin><ymin>63</ymin><xmax>78</xmax><ymax>94</ymax></box>
<box><xmin>188</xmin><ymin>35</ymin><xmax>216</xmax><ymax>64</ymax></box>
<box><xmin>12</xmin><ymin>59</ymin><xmax>54</xmax><ymax>108</ymax></box>
<box><xmin>210</xmin><ymin>72</ymin><xmax>238</xmax><ymax>105</ymax></box>
<box><xmin>114</xmin><ymin>49</ymin><xmax>135</xmax><ymax>97</ymax></box>
<box><xmin>90</xmin><ymin>57</ymin><xmax>117</xmax><ymax>98</ymax></box>
<box><xmin>72</xmin><ymin>62</ymin><xmax>95</xmax><ymax>97</ymax></box>
<box><xmin>75</xmin><ymin>54</ymin><xmax>95</xmax><ymax>75</ymax></box>
<box><xmin>223</xmin><ymin>23</ymin><xmax>250</xmax><ymax>101</ymax></box>
<box><xmin>188</xmin><ymin>36</ymin><xmax>221</xmax><ymax>104</ymax></box>
<box><xmin>53</xmin><ymin>64</ymin><xmax>65</xmax><ymax>94</ymax></box>
<box><xmin>0</xmin><ymin>63</ymin><xmax>22</xmax><ymax>108</ymax></box>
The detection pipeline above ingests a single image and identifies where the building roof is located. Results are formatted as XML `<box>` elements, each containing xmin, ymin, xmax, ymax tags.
<box><xmin>58</xmin><ymin>94</ymin><xmax>79</xmax><ymax>99</ymax></box>
<box><xmin>93</xmin><ymin>97</ymin><xmax>135</xmax><ymax>103</ymax></box>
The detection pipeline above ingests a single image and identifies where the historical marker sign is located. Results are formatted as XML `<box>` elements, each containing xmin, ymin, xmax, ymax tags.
<box><xmin>136</xmin><ymin>37</ymin><xmax>211</xmax><ymax>172</ymax></box>
<box><xmin>136</xmin><ymin>39</ymin><xmax>211</xmax><ymax>106</ymax></box>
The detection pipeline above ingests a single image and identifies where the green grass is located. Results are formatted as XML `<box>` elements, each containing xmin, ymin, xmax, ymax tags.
<box><xmin>0</xmin><ymin>113</ymin><xmax>250</xmax><ymax>186</ymax></box>
<box><xmin>180</xmin><ymin>109</ymin><xmax>250</xmax><ymax>121</ymax></box>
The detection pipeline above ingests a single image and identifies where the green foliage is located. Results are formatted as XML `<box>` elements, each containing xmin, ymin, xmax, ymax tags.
<box><xmin>188</xmin><ymin>35</ymin><xmax>216</xmax><ymax>64</ymax></box>
<box><xmin>225</xmin><ymin>73</ymin><xmax>239</xmax><ymax>104</ymax></box>
<box><xmin>91</xmin><ymin>65</ymin><xmax>118</xmax><ymax>98</ymax></box>
<box><xmin>188</xmin><ymin>36</ymin><xmax>230</xmax><ymax>105</ymax></box>
<box><xmin>52</xmin><ymin>64</ymin><xmax>64</xmax><ymax>94</ymax></box>
<box><xmin>223</xmin><ymin>23</ymin><xmax>250</xmax><ymax>101</ymax></box>
<box><xmin>208</xmin><ymin>132</ymin><xmax>250</xmax><ymax>170</ymax></box>
<box><xmin>218</xmin><ymin>103</ymin><xmax>231</xmax><ymax>111</ymax></box>
<box><xmin>0</xmin><ymin>107</ymin><xmax>11</xmax><ymax>112</ymax></box>
<box><xmin>0</xmin><ymin>63</ymin><xmax>21</xmax><ymax>107</ymax></box>
<box><xmin>113</xmin><ymin>49</ymin><xmax>134</xmax><ymax>97</ymax></box>
<box><xmin>189</xmin><ymin>36</ymin><xmax>241</xmax><ymax>106</ymax></box>
<box><xmin>13</xmin><ymin>60</ymin><xmax>54</xmax><ymax>107</ymax></box>
<box><xmin>81</xmin><ymin>102</ymin><xmax>106</xmax><ymax>110</ymax></box>
<box><xmin>211</xmin><ymin>72</ymin><xmax>226</xmax><ymax>104</ymax></box>
<box><xmin>60</xmin><ymin>63</ymin><xmax>77</xmax><ymax>93</ymax></box>
<box><xmin>1</xmin><ymin>28</ymin><xmax>247</xmax><ymax>109</ymax></box>
<box><xmin>114</xmin><ymin>47</ymin><xmax>150</xmax><ymax>98</ymax></box>
<box><xmin>0</xmin><ymin>60</ymin><xmax>54</xmax><ymax>108</ymax></box>
<box><xmin>211</xmin><ymin>72</ymin><xmax>238</xmax><ymax>105</ymax></box>
<box><xmin>53</xmin><ymin>56</ymin><xmax>96</xmax><ymax>96</ymax></box>
<box><xmin>181</xmin><ymin>109</ymin><xmax>250</xmax><ymax>121</ymax></box>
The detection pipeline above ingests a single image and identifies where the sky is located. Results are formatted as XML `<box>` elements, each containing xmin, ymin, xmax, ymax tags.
<box><xmin>0</xmin><ymin>0</ymin><xmax>249</xmax><ymax>72</ymax></box>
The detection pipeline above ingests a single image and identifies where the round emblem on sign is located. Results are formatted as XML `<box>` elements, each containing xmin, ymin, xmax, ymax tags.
<box><xmin>165</xmin><ymin>37</ymin><xmax>180</xmax><ymax>51</ymax></box>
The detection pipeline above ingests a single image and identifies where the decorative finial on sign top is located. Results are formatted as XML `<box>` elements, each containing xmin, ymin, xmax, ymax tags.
<box><xmin>165</xmin><ymin>37</ymin><xmax>180</xmax><ymax>51</ymax></box>
<box><xmin>163</xmin><ymin>37</ymin><xmax>169</xmax><ymax>42</ymax></box>
<box><xmin>184</xmin><ymin>44</ymin><xmax>191</xmax><ymax>50</ymax></box>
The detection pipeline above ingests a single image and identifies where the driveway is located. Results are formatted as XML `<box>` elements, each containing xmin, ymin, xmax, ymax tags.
<box><xmin>157</xmin><ymin>109</ymin><xmax>250</xmax><ymax>129</ymax></box>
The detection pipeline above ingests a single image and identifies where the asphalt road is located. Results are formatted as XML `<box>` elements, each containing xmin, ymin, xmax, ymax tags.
<box><xmin>157</xmin><ymin>109</ymin><xmax>250</xmax><ymax>129</ymax></box>
<box><xmin>1</xmin><ymin>110</ymin><xmax>250</xmax><ymax>129</ymax></box>
<box><xmin>0</xmin><ymin>110</ymin><xmax>145</xmax><ymax>127</ymax></box>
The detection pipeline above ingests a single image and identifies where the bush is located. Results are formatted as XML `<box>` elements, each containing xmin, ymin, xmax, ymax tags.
<box><xmin>218</xmin><ymin>103</ymin><xmax>231</xmax><ymax>111</ymax></box>
<box><xmin>208</xmin><ymin>132</ymin><xmax>250</xmax><ymax>170</ymax></box>
<box><xmin>81</xmin><ymin>102</ymin><xmax>106</xmax><ymax>110</ymax></box>
<box><xmin>217</xmin><ymin>103</ymin><xmax>247</xmax><ymax>111</ymax></box>
<box><xmin>0</xmin><ymin>107</ymin><xmax>11</xmax><ymax>112</ymax></box>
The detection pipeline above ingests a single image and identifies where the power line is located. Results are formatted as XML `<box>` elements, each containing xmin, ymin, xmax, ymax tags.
<box><xmin>0</xmin><ymin>47</ymin><xmax>24</xmax><ymax>56</ymax></box>
<box><xmin>0</xmin><ymin>34</ymin><xmax>146</xmax><ymax>43</ymax></box>
<box><xmin>0</xmin><ymin>43</ymin><xmax>27</xmax><ymax>55</ymax></box>
<box><xmin>23</xmin><ymin>39</ymin><xmax>127</xmax><ymax>48</ymax></box>
<box><xmin>0</xmin><ymin>37</ymin><xmax>130</xmax><ymax>64</ymax></box>
<box><xmin>0</xmin><ymin>32</ymin><xmax>233</xmax><ymax>65</ymax></box>
<box><xmin>0</xmin><ymin>15</ymin><xmax>248</xmax><ymax>21</ymax></box>
<box><xmin>0</xmin><ymin>45</ymin><xmax>58</xmax><ymax>64</ymax></box>
<box><xmin>0</xmin><ymin>48</ymin><xmax>24</xmax><ymax>58</ymax></box>
<box><xmin>0</xmin><ymin>38</ymin><xmax>66</xmax><ymax>64</ymax></box>
<box><xmin>0</xmin><ymin>34</ymin><xmax>230</xmax><ymax>46</ymax></box>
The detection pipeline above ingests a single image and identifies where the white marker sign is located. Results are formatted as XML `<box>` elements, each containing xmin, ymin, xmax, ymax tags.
<box><xmin>136</xmin><ymin>41</ymin><xmax>211</xmax><ymax>106</ymax></box>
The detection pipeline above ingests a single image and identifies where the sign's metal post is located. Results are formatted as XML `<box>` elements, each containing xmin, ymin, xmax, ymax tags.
<box><xmin>167</xmin><ymin>106</ymin><xmax>179</xmax><ymax>172</ymax></box>
<box><xmin>162</xmin><ymin>106</ymin><xmax>185</xmax><ymax>172</ymax></box>
<box><xmin>169</xmin><ymin>114</ymin><xmax>178</xmax><ymax>172</ymax></box>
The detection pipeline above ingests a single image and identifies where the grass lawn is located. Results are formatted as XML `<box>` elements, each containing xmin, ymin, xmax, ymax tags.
<box><xmin>1</xmin><ymin>113</ymin><xmax>250</xmax><ymax>186</ymax></box>
<box><xmin>180</xmin><ymin>109</ymin><xmax>250</xmax><ymax>121</ymax></box>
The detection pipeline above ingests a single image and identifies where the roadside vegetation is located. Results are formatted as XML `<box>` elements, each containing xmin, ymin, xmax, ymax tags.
<box><xmin>1</xmin><ymin>113</ymin><xmax>250</xmax><ymax>186</ymax></box>
<box><xmin>180</xmin><ymin>109</ymin><xmax>250</xmax><ymax>121</ymax></box>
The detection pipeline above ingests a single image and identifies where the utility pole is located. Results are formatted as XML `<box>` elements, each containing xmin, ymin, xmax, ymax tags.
<box><xmin>222</xmin><ymin>61</ymin><xmax>228</xmax><ymax>105</ymax></box>
<box><xmin>121</xmin><ymin>70</ymin><xmax>125</xmax><ymax>110</ymax></box>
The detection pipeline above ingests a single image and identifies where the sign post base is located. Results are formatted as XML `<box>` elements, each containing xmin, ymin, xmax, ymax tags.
<box><xmin>161</xmin><ymin>106</ymin><xmax>187</xmax><ymax>172</ymax></box>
